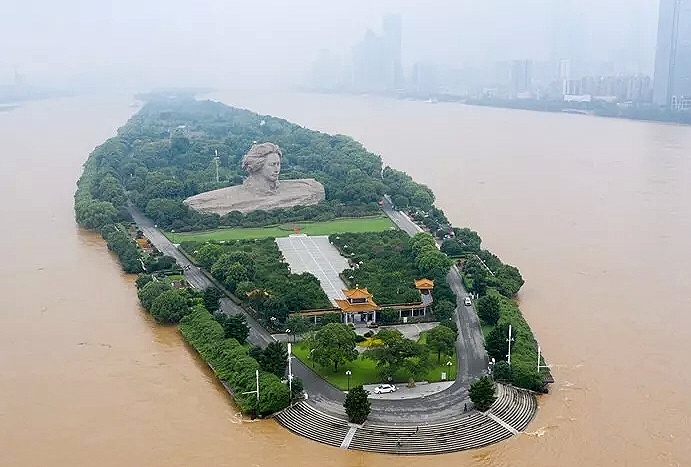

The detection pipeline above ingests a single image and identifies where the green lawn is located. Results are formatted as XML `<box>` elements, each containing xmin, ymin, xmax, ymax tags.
<box><xmin>165</xmin><ymin>216</ymin><xmax>396</xmax><ymax>243</ymax></box>
<box><xmin>292</xmin><ymin>336</ymin><xmax>456</xmax><ymax>390</ymax></box>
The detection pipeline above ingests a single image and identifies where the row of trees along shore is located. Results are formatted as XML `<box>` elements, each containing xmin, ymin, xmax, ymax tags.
<box><xmin>134</xmin><ymin>273</ymin><xmax>295</xmax><ymax>416</ymax></box>
<box><xmin>74</xmin><ymin>95</ymin><xmax>549</xmax><ymax>400</ymax></box>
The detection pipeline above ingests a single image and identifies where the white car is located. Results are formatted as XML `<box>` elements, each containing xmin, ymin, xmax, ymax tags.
<box><xmin>464</xmin><ymin>296</ymin><xmax>472</xmax><ymax>306</ymax></box>
<box><xmin>373</xmin><ymin>384</ymin><xmax>397</xmax><ymax>394</ymax></box>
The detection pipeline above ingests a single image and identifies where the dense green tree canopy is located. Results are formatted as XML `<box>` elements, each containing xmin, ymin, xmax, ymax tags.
<box><xmin>137</xmin><ymin>280</ymin><xmax>171</xmax><ymax>311</ymax></box>
<box><xmin>344</xmin><ymin>385</ymin><xmax>371</xmax><ymax>424</ymax></box>
<box><xmin>312</xmin><ymin>323</ymin><xmax>358</xmax><ymax>372</ymax></box>
<box><xmin>477</xmin><ymin>294</ymin><xmax>501</xmax><ymax>325</ymax></box>
<box><xmin>425</xmin><ymin>325</ymin><xmax>457</xmax><ymax>362</ymax></box>
<box><xmin>150</xmin><ymin>289</ymin><xmax>191</xmax><ymax>323</ymax></box>
<box><xmin>259</xmin><ymin>341</ymin><xmax>289</xmax><ymax>378</ymax></box>
<box><xmin>215</xmin><ymin>313</ymin><xmax>250</xmax><ymax>344</ymax></box>
<box><xmin>469</xmin><ymin>376</ymin><xmax>496</xmax><ymax>412</ymax></box>
<box><xmin>366</xmin><ymin>329</ymin><xmax>423</xmax><ymax>380</ymax></box>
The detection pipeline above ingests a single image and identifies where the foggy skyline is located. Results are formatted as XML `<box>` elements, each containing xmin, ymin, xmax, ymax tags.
<box><xmin>2</xmin><ymin>1</ymin><xmax>660</xmax><ymax>91</ymax></box>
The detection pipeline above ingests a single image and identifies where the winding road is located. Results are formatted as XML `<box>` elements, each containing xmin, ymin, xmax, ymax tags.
<box><xmin>129</xmin><ymin>203</ymin><xmax>489</xmax><ymax>423</ymax></box>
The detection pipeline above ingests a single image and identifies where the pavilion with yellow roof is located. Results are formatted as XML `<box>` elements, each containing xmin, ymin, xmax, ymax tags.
<box><xmin>295</xmin><ymin>279</ymin><xmax>435</xmax><ymax>325</ymax></box>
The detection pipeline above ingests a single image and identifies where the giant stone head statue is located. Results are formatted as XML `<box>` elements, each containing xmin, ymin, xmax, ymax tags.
<box><xmin>242</xmin><ymin>142</ymin><xmax>282</xmax><ymax>191</ymax></box>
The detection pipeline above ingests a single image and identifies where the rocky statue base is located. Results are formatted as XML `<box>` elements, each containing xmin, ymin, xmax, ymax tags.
<box><xmin>184</xmin><ymin>179</ymin><xmax>325</xmax><ymax>215</ymax></box>
<box><xmin>184</xmin><ymin>142</ymin><xmax>326</xmax><ymax>215</ymax></box>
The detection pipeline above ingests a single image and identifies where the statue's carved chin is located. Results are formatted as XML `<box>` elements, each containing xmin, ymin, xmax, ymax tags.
<box><xmin>184</xmin><ymin>177</ymin><xmax>325</xmax><ymax>215</ymax></box>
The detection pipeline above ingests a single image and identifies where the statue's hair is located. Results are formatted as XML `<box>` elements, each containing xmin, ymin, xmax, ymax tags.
<box><xmin>242</xmin><ymin>142</ymin><xmax>282</xmax><ymax>174</ymax></box>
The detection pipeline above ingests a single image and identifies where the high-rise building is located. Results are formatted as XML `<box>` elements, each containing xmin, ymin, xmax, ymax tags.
<box><xmin>510</xmin><ymin>60</ymin><xmax>533</xmax><ymax>97</ymax></box>
<box><xmin>382</xmin><ymin>13</ymin><xmax>403</xmax><ymax>90</ymax></box>
<box><xmin>350</xmin><ymin>14</ymin><xmax>403</xmax><ymax>93</ymax></box>
<box><xmin>653</xmin><ymin>0</ymin><xmax>691</xmax><ymax>108</ymax></box>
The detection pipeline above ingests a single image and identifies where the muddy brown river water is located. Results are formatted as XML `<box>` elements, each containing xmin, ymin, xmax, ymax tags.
<box><xmin>1</xmin><ymin>93</ymin><xmax>689</xmax><ymax>466</ymax></box>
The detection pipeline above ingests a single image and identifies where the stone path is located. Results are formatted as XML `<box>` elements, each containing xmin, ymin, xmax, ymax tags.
<box><xmin>275</xmin><ymin>235</ymin><xmax>349</xmax><ymax>305</ymax></box>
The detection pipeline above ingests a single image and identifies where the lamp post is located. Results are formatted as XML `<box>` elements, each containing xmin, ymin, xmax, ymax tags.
<box><xmin>506</xmin><ymin>324</ymin><xmax>515</xmax><ymax>365</ymax></box>
<box><xmin>309</xmin><ymin>348</ymin><xmax>315</xmax><ymax>368</ymax></box>
<box><xmin>286</xmin><ymin>328</ymin><xmax>291</xmax><ymax>343</ymax></box>
<box><xmin>446</xmin><ymin>361</ymin><xmax>453</xmax><ymax>380</ymax></box>
<box><xmin>346</xmin><ymin>370</ymin><xmax>352</xmax><ymax>391</ymax></box>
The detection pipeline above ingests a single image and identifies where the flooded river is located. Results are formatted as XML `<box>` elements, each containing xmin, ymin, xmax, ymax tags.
<box><xmin>1</xmin><ymin>93</ymin><xmax>690</xmax><ymax>466</ymax></box>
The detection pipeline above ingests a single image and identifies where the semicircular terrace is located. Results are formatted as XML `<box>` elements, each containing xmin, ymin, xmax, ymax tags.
<box><xmin>274</xmin><ymin>383</ymin><xmax>537</xmax><ymax>455</ymax></box>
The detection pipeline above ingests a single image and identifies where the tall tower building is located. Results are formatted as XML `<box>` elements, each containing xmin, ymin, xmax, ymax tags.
<box><xmin>381</xmin><ymin>13</ymin><xmax>403</xmax><ymax>91</ymax></box>
<box><xmin>653</xmin><ymin>0</ymin><xmax>691</xmax><ymax>108</ymax></box>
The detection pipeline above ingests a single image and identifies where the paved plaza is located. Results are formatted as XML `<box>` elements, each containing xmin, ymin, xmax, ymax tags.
<box><xmin>275</xmin><ymin>235</ymin><xmax>349</xmax><ymax>305</ymax></box>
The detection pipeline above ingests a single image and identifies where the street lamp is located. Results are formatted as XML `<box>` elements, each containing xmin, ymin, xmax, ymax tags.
<box><xmin>286</xmin><ymin>328</ymin><xmax>292</xmax><ymax>343</ymax></box>
<box><xmin>309</xmin><ymin>348</ymin><xmax>315</xmax><ymax>368</ymax></box>
<box><xmin>345</xmin><ymin>370</ymin><xmax>352</xmax><ymax>391</ymax></box>
<box><xmin>506</xmin><ymin>324</ymin><xmax>515</xmax><ymax>365</ymax></box>
<box><xmin>446</xmin><ymin>361</ymin><xmax>453</xmax><ymax>380</ymax></box>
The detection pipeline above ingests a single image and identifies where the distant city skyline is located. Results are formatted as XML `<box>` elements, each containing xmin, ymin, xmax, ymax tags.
<box><xmin>307</xmin><ymin>13</ymin><xmax>656</xmax><ymax>105</ymax></box>
<box><xmin>1</xmin><ymin>0</ymin><xmax>661</xmax><ymax>91</ymax></box>
<box><xmin>653</xmin><ymin>0</ymin><xmax>691</xmax><ymax>108</ymax></box>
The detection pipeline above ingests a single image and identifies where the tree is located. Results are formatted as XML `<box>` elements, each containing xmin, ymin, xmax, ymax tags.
<box><xmin>150</xmin><ymin>289</ymin><xmax>191</xmax><ymax>323</ymax></box>
<box><xmin>432</xmin><ymin>299</ymin><xmax>455</xmax><ymax>321</ymax></box>
<box><xmin>492</xmin><ymin>360</ymin><xmax>512</xmax><ymax>382</ymax></box>
<box><xmin>410</xmin><ymin>188</ymin><xmax>434</xmax><ymax>212</ymax></box>
<box><xmin>135</xmin><ymin>273</ymin><xmax>153</xmax><ymax>289</ymax></box>
<box><xmin>453</xmin><ymin>227</ymin><xmax>482</xmax><ymax>252</ymax></box>
<box><xmin>137</xmin><ymin>280</ymin><xmax>171</xmax><ymax>311</ymax></box>
<box><xmin>391</xmin><ymin>195</ymin><xmax>409</xmax><ymax>210</ymax></box>
<box><xmin>425</xmin><ymin>325</ymin><xmax>457</xmax><ymax>362</ymax></box>
<box><xmin>440</xmin><ymin>239</ymin><xmax>464</xmax><ymax>257</ymax></box>
<box><xmin>485</xmin><ymin>324</ymin><xmax>510</xmax><ymax>362</ymax></box>
<box><xmin>312</xmin><ymin>323</ymin><xmax>358</xmax><ymax>372</ymax></box>
<box><xmin>477</xmin><ymin>294</ymin><xmax>501</xmax><ymax>325</ymax></box>
<box><xmin>343</xmin><ymin>385</ymin><xmax>371</xmax><ymax>424</ymax></box>
<box><xmin>257</xmin><ymin>375</ymin><xmax>290</xmax><ymax>416</ymax></box>
<box><xmin>495</xmin><ymin>264</ymin><xmax>525</xmax><ymax>297</ymax></box>
<box><xmin>195</xmin><ymin>243</ymin><xmax>225</xmax><ymax>269</ymax></box>
<box><xmin>378</xmin><ymin>308</ymin><xmax>400</xmax><ymax>325</ymax></box>
<box><xmin>203</xmin><ymin>287</ymin><xmax>223</xmax><ymax>312</ymax></box>
<box><xmin>469</xmin><ymin>376</ymin><xmax>496</xmax><ymax>412</ymax></box>
<box><xmin>290</xmin><ymin>376</ymin><xmax>304</xmax><ymax>399</ymax></box>
<box><xmin>260</xmin><ymin>341</ymin><xmax>288</xmax><ymax>377</ymax></box>
<box><xmin>215</xmin><ymin>313</ymin><xmax>250</xmax><ymax>344</ymax></box>
<box><xmin>234</xmin><ymin>281</ymin><xmax>256</xmax><ymax>298</ymax></box>
<box><xmin>285</xmin><ymin>315</ymin><xmax>310</xmax><ymax>335</ymax></box>
<box><xmin>511</xmin><ymin>362</ymin><xmax>544</xmax><ymax>392</ymax></box>
<box><xmin>439</xmin><ymin>319</ymin><xmax>458</xmax><ymax>337</ymax></box>
<box><xmin>366</xmin><ymin>329</ymin><xmax>421</xmax><ymax>380</ymax></box>
<box><xmin>415</xmin><ymin>251</ymin><xmax>445</xmax><ymax>277</ymax></box>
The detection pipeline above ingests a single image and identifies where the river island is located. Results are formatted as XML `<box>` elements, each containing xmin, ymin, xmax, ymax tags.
<box><xmin>74</xmin><ymin>93</ymin><xmax>550</xmax><ymax>454</ymax></box>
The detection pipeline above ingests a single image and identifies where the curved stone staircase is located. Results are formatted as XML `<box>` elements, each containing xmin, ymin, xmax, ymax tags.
<box><xmin>273</xmin><ymin>383</ymin><xmax>538</xmax><ymax>455</ymax></box>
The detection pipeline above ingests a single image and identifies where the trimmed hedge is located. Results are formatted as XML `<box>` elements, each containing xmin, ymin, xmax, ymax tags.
<box><xmin>179</xmin><ymin>308</ymin><xmax>290</xmax><ymax>416</ymax></box>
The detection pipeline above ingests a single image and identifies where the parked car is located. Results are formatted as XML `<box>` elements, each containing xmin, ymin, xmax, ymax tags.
<box><xmin>464</xmin><ymin>296</ymin><xmax>472</xmax><ymax>306</ymax></box>
<box><xmin>373</xmin><ymin>384</ymin><xmax>397</xmax><ymax>394</ymax></box>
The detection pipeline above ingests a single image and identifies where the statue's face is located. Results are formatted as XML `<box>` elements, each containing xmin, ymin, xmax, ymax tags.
<box><xmin>260</xmin><ymin>152</ymin><xmax>281</xmax><ymax>182</ymax></box>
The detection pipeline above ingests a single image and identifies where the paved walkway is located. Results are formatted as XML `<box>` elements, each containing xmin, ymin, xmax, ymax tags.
<box><xmin>128</xmin><ymin>205</ymin><xmax>539</xmax><ymax>454</ymax></box>
<box><xmin>275</xmin><ymin>235</ymin><xmax>349</xmax><ymax>305</ymax></box>
<box><xmin>364</xmin><ymin>381</ymin><xmax>454</xmax><ymax>400</ymax></box>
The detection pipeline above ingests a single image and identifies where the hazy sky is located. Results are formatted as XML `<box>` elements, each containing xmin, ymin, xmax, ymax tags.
<box><xmin>2</xmin><ymin>0</ymin><xmax>660</xmax><ymax>90</ymax></box>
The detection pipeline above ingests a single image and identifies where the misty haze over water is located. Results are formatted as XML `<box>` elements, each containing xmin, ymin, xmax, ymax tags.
<box><xmin>2</xmin><ymin>0</ymin><xmax>660</xmax><ymax>92</ymax></box>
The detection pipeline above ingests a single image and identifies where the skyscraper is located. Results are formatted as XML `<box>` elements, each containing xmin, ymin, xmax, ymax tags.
<box><xmin>653</xmin><ymin>0</ymin><xmax>691</xmax><ymax>108</ymax></box>
<box><xmin>381</xmin><ymin>14</ymin><xmax>403</xmax><ymax>90</ymax></box>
